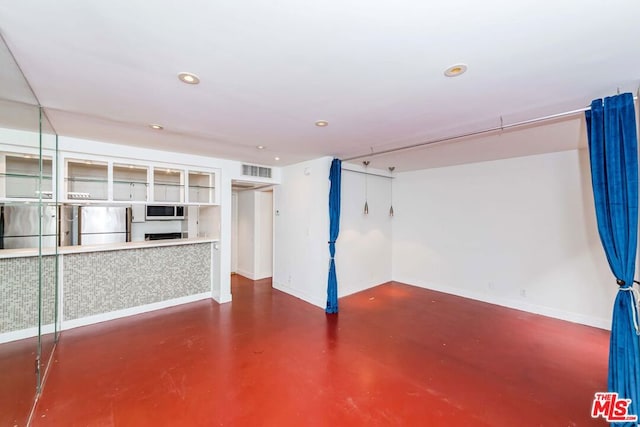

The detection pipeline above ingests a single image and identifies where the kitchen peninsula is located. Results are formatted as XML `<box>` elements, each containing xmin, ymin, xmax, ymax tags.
<box><xmin>0</xmin><ymin>232</ymin><xmax>219</xmax><ymax>342</ymax></box>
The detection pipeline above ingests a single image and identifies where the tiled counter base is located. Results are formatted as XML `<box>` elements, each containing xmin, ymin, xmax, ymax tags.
<box><xmin>1</xmin><ymin>239</ymin><xmax>216</xmax><ymax>342</ymax></box>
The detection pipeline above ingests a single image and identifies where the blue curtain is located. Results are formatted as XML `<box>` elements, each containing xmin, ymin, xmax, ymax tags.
<box><xmin>326</xmin><ymin>158</ymin><xmax>341</xmax><ymax>314</ymax></box>
<box><xmin>586</xmin><ymin>92</ymin><xmax>640</xmax><ymax>424</ymax></box>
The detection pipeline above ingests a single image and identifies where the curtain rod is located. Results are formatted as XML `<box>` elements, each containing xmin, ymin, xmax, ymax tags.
<box><xmin>342</xmin><ymin>96</ymin><xmax>639</xmax><ymax>162</ymax></box>
<box><xmin>341</xmin><ymin>167</ymin><xmax>393</xmax><ymax>179</ymax></box>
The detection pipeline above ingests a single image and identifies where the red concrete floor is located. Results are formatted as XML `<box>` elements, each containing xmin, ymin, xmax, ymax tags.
<box><xmin>0</xmin><ymin>336</ymin><xmax>37</xmax><ymax>427</ymax></box>
<box><xmin>27</xmin><ymin>277</ymin><xmax>609</xmax><ymax>426</ymax></box>
<box><xmin>0</xmin><ymin>332</ymin><xmax>56</xmax><ymax>427</ymax></box>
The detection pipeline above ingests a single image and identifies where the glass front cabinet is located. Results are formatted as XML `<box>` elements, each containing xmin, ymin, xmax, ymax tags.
<box><xmin>1</xmin><ymin>152</ymin><xmax>219</xmax><ymax>205</ymax></box>
<box><xmin>153</xmin><ymin>167</ymin><xmax>184</xmax><ymax>203</ymax></box>
<box><xmin>65</xmin><ymin>159</ymin><xmax>108</xmax><ymax>201</ymax></box>
<box><xmin>0</xmin><ymin>152</ymin><xmax>54</xmax><ymax>200</ymax></box>
<box><xmin>113</xmin><ymin>163</ymin><xmax>149</xmax><ymax>202</ymax></box>
<box><xmin>188</xmin><ymin>171</ymin><xmax>215</xmax><ymax>204</ymax></box>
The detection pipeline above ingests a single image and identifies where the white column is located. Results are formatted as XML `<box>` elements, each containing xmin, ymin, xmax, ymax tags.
<box><xmin>213</xmin><ymin>172</ymin><xmax>232</xmax><ymax>303</ymax></box>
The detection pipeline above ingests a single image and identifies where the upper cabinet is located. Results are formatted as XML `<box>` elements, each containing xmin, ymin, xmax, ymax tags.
<box><xmin>153</xmin><ymin>168</ymin><xmax>184</xmax><ymax>203</ymax></box>
<box><xmin>66</xmin><ymin>159</ymin><xmax>108</xmax><ymax>200</ymax></box>
<box><xmin>1</xmin><ymin>154</ymin><xmax>53</xmax><ymax>200</ymax></box>
<box><xmin>1</xmin><ymin>149</ymin><xmax>219</xmax><ymax>205</ymax></box>
<box><xmin>188</xmin><ymin>171</ymin><xmax>215</xmax><ymax>204</ymax></box>
<box><xmin>113</xmin><ymin>163</ymin><xmax>148</xmax><ymax>202</ymax></box>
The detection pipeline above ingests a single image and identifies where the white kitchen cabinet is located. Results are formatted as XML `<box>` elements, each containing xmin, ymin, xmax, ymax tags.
<box><xmin>1</xmin><ymin>154</ymin><xmax>53</xmax><ymax>199</ymax></box>
<box><xmin>153</xmin><ymin>168</ymin><xmax>184</xmax><ymax>203</ymax></box>
<box><xmin>113</xmin><ymin>164</ymin><xmax>148</xmax><ymax>202</ymax></box>
<box><xmin>48</xmin><ymin>155</ymin><xmax>219</xmax><ymax>206</ymax></box>
<box><xmin>65</xmin><ymin>159</ymin><xmax>108</xmax><ymax>200</ymax></box>
<box><xmin>131</xmin><ymin>204</ymin><xmax>146</xmax><ymax>223</ymax></box>
<box><xmin>188</xmin><ymin>171</ymin><xmax>215</xmax><ymax>204</ymax></box>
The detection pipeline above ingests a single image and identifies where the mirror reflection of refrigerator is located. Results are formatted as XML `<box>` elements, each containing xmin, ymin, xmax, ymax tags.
<box><xmin>0</xmin><ymin>205</ymin><xmax>58</xmax><ymax>249</ymax></box>
<box><xmin>60</xmin><ymin>206</ymin><xmax>131</xmax><ymax>246</ymax></box>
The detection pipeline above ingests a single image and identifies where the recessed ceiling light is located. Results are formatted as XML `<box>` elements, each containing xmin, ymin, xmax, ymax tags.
<box><xmin>315</xmin><ymin>120</ymin><xmax>329</xmax><ymax>127</ymax></box>
<box><xmin>149</xmin><ymin>124</ymin><xmax>164</xmax><ymax>130</ymax></box>
<box><xmin>257</xmin><ymin>145</ymin><xmax>266</xmax><ymax>150</ymax></box>
<box><xmin>178</xmin><ymin>72</ymin><xmax>200</xmax><ymax>85</ymax></box>
<box><xmin>274</xmin><ymin>157</ymin><xmax>280</xmax><ymax>161</ymax></box>
<box><xmin>444</xmin><ymin>64</ymin><xmax>468</xmax><ymax>77</ymax></box>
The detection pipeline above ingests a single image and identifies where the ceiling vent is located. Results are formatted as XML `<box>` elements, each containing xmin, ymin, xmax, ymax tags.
<box><xmin>242</xmin><ymin>164</ymin><xmax>272</xmax><ymax>178</ymax></box>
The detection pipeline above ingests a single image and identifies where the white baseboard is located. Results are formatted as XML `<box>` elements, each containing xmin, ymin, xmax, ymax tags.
<box><xmin>214</xmin><ymin>292</ymin><xmax>232</xmax><ymax>304</ymax></box>
<box><xmin>393</xmin><ymin>276</ymin><xmax>610</xmax><ymax>330</ymax></box>
<box><xmin>272</xmin><ymin>281</ymin><xmax>325</xmax><ymax>309</ymax></box>
<box><xmin>338</xmin><ymin>280</ymin><xmax>392</xmax><ymax>299</ymax></box>
<box><xmin>61</xmin><ymin>292</ymin><xmax>213</xmax><ymax>331</ymax></box>
<box><xmin>0</xmin><ymin>323</ymin><xmax>56</xmax><ymax>344</ymax></box>
<box><xmin>236</xmin><ymin>269</ymin><xmax>256</xmax><ymax>280</ymax></box>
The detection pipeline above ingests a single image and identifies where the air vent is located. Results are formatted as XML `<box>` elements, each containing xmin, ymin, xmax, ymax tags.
<box><xmin>242</xmin><ymin>164</ymin><xmax>272</xmax><ymax>178</ymax></box>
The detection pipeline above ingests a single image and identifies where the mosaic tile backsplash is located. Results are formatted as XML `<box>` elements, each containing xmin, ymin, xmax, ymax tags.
<box><xmin>1</xmin><ymin>255</ymin><xmax>57</xmax><ymax>334</ymax></box>
<box><xmin>63</xmin><ymin>243</ymin><xmax>211</xmax><ymax>320</ymax></box>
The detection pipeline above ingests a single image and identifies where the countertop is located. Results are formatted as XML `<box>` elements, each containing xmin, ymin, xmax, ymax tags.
<box><xmin>0</xmin><ymin>238</ymin><xmax>219</xmax><ymax>259</ymax></box>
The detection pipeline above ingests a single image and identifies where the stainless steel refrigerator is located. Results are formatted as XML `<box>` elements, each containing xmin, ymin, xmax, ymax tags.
<box><xmin>73</xmin><ymin>206</ymin><xmax>131</xmax><ymax>245</ymax></box>
<box><xmin>0</xmin><ymin>204</ymin><xmax>58</xmax><ymax>249</ymax></box>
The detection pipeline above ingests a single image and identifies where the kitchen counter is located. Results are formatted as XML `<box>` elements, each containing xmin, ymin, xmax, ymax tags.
<box><xmin>0</xmin><ymin>237</ymin><xmax>219</xmax><ymax>259</ymax></box>
<box><xmin>1</xmin><ymin>237</ymin><xmax>217</xmax><ymax>340</ymax></box>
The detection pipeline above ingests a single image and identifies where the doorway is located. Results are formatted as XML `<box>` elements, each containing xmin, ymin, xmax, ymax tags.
<box><xmin>231</xmin><ymin>181</ymin><xmax>274</xmax><ymax>281</ymax></box>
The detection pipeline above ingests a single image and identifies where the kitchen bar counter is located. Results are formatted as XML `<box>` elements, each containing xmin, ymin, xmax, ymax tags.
<box><xmin>0</xmin><ymin>237</ymin><xmax>219</xmax><ymax>259</ymax></box>
<box><xmin>1</xmin><ymin>238</ymin><xmax>218</xmax><ymax>341</ymax></box>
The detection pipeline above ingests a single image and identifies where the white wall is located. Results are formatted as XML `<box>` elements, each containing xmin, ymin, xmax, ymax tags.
<box><xmin>194</xmin><ymin>205</ymin><xmax>221</xmax><ymax>240</ymax></box>
<box><xmin>337</xmin><ymin>165</ymin><xmax>393</xmax><ymax>296</ymax></box>
<box><xmin>216</xmin><ymin>171</ymin><xmax>233</xmax><ymax>303</ymax></box>
<box><xmin>255</xmin><ymin>191</ymin><xmax>273</xmax><ymax>279</ymax></box>
<box><xmin>392</xmin><ymin>149</ymin><xmax>615</xmax><ymax>328</ymax></box>
<box><xmin>236</xmin><ymin>189</ymin><xmax>273</xmax><ymax>280</ymax></box>
<box><xmin>231</xmin><ymin>192</ymin><xmax>238</xmax><ymax>273</ymax></box>
<box><xmin>273</xmin><ymin>157</ymin><xmax>332</xmax><ymax>307</ymax></box>
<box><xmin>237</xmin><ymin>190</ymin><xmax>255</xmax><ymax>279</ymax></box>
<box><xmin>273</xmin><ymin>158</ymin><xmax>393</xmax><ymax>308</ymax></box>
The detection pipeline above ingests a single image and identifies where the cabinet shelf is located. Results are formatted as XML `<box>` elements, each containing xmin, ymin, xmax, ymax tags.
<box><xmin>1</xmin><ymin>173</ymin><xmax>53</xmax><ymax>199</ymax></box>
<box><xmin>66</xmin><ymin>176</ymin><xmax>108</xmax><ymax>183</ymax></box>
<box><xmin>2</xmin><ymin>155</ymin><xmax>54</xmax><ymax>199</ymax></box>
<box><xmin>66</xmin><ymin>160</ymin><xmax>108</xmax><ymax>201</ymax></box>
<box><xmin>188</xmin><ymin>171</ymin><xmax>215</xmax><ymax>204</ymax></box>
<box><xmin>113</xmin><ymin>181</ymin><xmax>148</xmax><ymax>201</ymax></box>
<box><xmin>154</xmin><ymin>168</ymin><xmax>184</xmax><ymax>203</ymax></box>
<box><xmin>113</xmin><ymin>164</ymin><xmax>148</xmax><ymax>202</ymax></box>
<box><xmin>113</xmin><ymin>179</ymin><xmax>147</xmax><ymax>184</ymax></box>
<box><xmin>65</xmin><ymin>178</ymin><xmax>108</xmax><ymax>199</ymax></box>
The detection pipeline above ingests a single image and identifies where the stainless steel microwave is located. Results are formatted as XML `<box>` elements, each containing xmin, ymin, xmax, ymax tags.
<box><xmin>145</xmin><ymin>205</ymin><xmax>185</xmax><ymax>220</ymax></box>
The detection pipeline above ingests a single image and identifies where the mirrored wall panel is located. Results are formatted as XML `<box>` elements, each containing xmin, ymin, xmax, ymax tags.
<box><xmin>0</xmin><ymin>34</ymin><xmax>59</xmax><ymax>427</ymax></box>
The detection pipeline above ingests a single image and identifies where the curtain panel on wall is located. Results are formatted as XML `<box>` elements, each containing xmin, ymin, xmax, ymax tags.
<box><xmin>586</xmin><ymin>92</ymin><xmax>640</xmax><ymax>425</ymax></box>
<box><xmin>326</xmin><ymin>158</ymin><xmax>341</xmax><ymax>314</ymax></box>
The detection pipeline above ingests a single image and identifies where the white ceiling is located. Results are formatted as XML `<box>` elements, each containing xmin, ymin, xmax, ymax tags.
<box><xmin>0</xmin><ymin>0</ymin><xmax>639</xmax><ymax>171</ymax></box>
